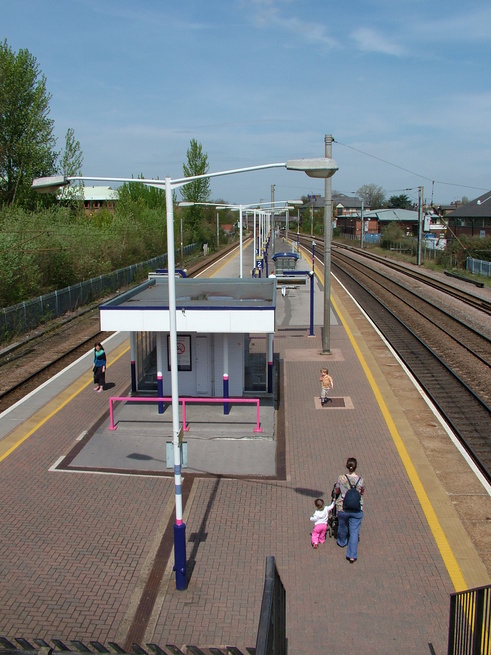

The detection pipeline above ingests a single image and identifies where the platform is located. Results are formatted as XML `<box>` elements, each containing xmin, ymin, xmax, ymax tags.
<box><xmin>65</xmin><ymin>396</ymin><xmax>276</xmax><ymax>476</ymax></box>
<box><xmin>0</xmin><ymin>239</ymin><xmax>489</xmax><ymax>655</ymax></box>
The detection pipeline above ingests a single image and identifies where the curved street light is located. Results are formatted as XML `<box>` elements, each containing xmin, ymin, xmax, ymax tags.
<box><xmin>32</xmin><ymin>156</ymin><xmax>338</xmax><ymax>591</ymax></box>
<box><xmin>179</xmin><ymin>199</ymin><xmax>303</xmax><ymax>278</ymax></box>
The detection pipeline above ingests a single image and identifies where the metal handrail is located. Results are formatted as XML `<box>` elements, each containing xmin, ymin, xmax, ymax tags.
<box><xmin>256</xmin><ymin>556</ymin><xmax>286</xmax><ymax>655</ymax></box>
<box><xmin>448</xmin><ymin>584</ymin><xmax>491</xmax><ymax>654</ymax></box>
<box><xmin>107</xmin><ymin>395</ymin><xmax>263</xmax><ymax>433</ymax></box>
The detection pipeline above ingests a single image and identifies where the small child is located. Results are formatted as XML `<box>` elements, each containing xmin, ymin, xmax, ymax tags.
<box><xmin>310</xmin><ymin>498</ymin><xmax>334</xmax><ymax>548</ymax></box>
<box><xmin>319</xmin><ymin>368</ymin><xmax>334</xmax><ymax>406</ymax></box>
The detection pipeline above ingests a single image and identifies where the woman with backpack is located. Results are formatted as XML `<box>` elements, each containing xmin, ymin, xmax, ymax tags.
<box><xmin>334</xmin><ymin>457</ymin><xmax>365</xmax><ymax>563</ymax></box>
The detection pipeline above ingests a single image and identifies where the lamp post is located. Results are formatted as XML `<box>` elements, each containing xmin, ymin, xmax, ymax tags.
<box><xmin>322</xmin><ymin>135</ymin><xmax>337</xmax><ymax>354</ymax></box>
<box><xmin>32</xmin><ymin>156</ymin><xmax>337</xmax><ymax>590</ymax></box>
<box><xmin>310</xmin><ymin>240</ymin><xmax>315</xmax><ymax>336</ymax></box>
<box><xmin>181</xmin><ymin>199</ymin><xmax>302</xmax><ymax>278</ymax></box>
<box><xmin>226</xmin><ymin>201</ymin><xmax>302</xmax><ymax>276</ymax></box>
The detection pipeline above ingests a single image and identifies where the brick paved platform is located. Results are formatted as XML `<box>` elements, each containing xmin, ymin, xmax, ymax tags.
<box><xmin>0</xmin><ymin>243</ymin><xmax>490</xmax><ymax>655</ymax></box>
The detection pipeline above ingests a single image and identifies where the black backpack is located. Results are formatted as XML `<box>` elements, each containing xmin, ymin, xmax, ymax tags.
<box><xmin>343</xmin><ymin>476</ymin><xmax>361</xmax><ymax>512</ymax></box>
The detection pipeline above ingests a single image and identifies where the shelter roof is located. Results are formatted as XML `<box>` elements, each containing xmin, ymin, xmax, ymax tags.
<box><xmin>99</xmin><ymin>276</ymin><xmax>276</xmax><ymax>334</ymax></box>
<box><xmin>272</xmin><ymin>252</ymin><xmax>299</xmax><ymax>261</ymax></box>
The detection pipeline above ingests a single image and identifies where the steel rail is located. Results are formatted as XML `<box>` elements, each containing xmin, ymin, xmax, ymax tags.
<box><xmin>333</xmin><ymin>250</ymin><xmax>491</xmax><ymax>368</ymax></box>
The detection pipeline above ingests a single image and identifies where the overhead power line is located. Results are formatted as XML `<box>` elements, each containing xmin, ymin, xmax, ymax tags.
<box><xmin>333</xmin><ymin>139</ymin><xmax>489</xmax><ymax>193</ymax></box>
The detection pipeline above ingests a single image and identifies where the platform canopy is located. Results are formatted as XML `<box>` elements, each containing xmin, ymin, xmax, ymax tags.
<box><xmin>100</xmin><ymin>276</ymin><xmax>277</xmax><ymax>333</ymax></box>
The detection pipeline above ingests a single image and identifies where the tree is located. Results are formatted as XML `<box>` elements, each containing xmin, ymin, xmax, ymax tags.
<box><xmin>388</xmin><ymin>194</ymin><xmax>412</xmax><ymax>209</ymax></box>
<box><xmin>356</xmin><ymin>184</ymin><xmax>386</xmax><ymax>209</ymax></box>
<box><xmin>117</xmin><ymin>174</ymin><xmax>166</xmax><ymax>211</ymax></box>
<box><xmin>60</xmin><ymin>128</ymin><xmax>83</xmax><ymax>178</ymax></box>
<box><xmin>181</xmin><ymin>139</ymin><xmax>211</xmax><ymax>241</ymax></box>
<box><xmin>380</xmin><ymin>221</ymin><xmax>405</xmax><ymax>249</ymax></box>
<box><xmin>59</xmin><ymin>128</ymin><xmax>84</xmax><ymax>208</ymax></box>
<box><xmin>0</xmin><ymin>40</ymin><xmax>58</xmax><ymax>208</ymax></box>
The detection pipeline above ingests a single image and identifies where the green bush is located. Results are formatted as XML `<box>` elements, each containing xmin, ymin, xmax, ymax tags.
<box><xmin>0</xmin><ymin>199</ymin><xmax>170</xmax><ymax>307</ymax></box>
<box><xmin>445</xmin><ymin>235</ymin><xmax>491</xmax><ymax>268</ymax></box>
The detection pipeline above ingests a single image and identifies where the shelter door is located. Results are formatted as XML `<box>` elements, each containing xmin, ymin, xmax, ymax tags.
<box><xmin>196</xmin><ymin>336</ymin><xmax>211</xmax><ymax>396</ymax></box>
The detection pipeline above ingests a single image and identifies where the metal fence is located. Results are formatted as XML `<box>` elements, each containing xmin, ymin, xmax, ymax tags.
<box><xmin>448</xmin><ymin>584</ymin><xmax>491</xmax><ymax>655</ymax></box>
<box><xmin>467</xmin><ymin>257</ymin><xmax>491</xmax><ymax>278</ymax></box>
<box><xmin>255</xmin><ymin>556</ymin><xmax>286</xmax><ymax>655</ymax></box>
<box><xmin>0</xmin><ymin>244</ymin><xmax>198</xmax><ymax>344</ymax></box>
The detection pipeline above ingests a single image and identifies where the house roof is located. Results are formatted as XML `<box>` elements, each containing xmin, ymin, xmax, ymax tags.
<box><xmin>445</xmin><ymin>191</ymin><xmax>491</xmax><ymax>218</ymax></box>
<box><xmin>302</xmin><ymin>194</ymin><xmax>324</xmax><ymax>209</ymax></box>
<box><xmin>363</xmin><ymin>208</ymin><xmax>419</xmax><ymax>222</ymax></box>
<box><xmin>333</xmin><ymin>195</ymin><xmax>362</xmax><ymax>209</ymax></box>
<box><xmin>303</xmin><ymin>194</ymin><xmax>364</xmax><ymax>210</ymax></box>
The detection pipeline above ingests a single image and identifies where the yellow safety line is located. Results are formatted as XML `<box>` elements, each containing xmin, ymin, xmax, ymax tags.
<box><xmin>296</xmin><ymin>242</ymin><xmax>468</xmax><ymax>589</ymax></box>
<box><xmin>329</xmin><ymin>290</ymin><xmax>468</xmax><ymax>592</ymax></box>
<box><xmin>0</xmin><ymin>343</ymin><xmax>130</xmax><ymax>463</ymax></box>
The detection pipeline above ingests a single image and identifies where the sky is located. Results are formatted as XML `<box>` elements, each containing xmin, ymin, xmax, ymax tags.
<box><xmin>2</xmin><ymin>0</ymin><xmax>491</xmax><ymax>207</ymax></box>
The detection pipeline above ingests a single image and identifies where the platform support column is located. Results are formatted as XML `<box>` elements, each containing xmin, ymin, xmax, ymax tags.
<box><xmin>157</xmin><ymin>333</ymin><xmax>164</xmax><ymax>414</ymax></box>
<box><xmin>130</xmin><ymin>332</ymin><xmax>137</xmax><ymax>393</ymax></box>
<box><xmin>267</xmin><ymin>334</ymin><xmax>274</xmax><ymax>393</ymax></box>
<box><xmin>252</xmin><ymin>210</ymin><xmax>259</xmax><ymax>277</ymax></box>
<box><xmin>309</xmin><ymin>271</ymin><xmax>315</xmax><ymax>336</ymax></box>
<box><xmin>223</xmin><ymin>334</ymin><xmax>230</xmax><ymax>415</ymax></box>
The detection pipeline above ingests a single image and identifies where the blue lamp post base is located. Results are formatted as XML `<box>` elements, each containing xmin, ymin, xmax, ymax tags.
<box><xmin>173</xmin><ymin>522</ymin><xmax>187</xmax><ymax>590</ymax></box>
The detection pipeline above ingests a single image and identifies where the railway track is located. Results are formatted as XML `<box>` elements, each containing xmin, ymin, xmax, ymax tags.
<box><xmin>333</xmin><ymin>250</ymin><xmax>491</xmax><ymax>379</ymax></box>
<box><xmin>295</xmin><ymin>235</ymin><xmax>491</xmax><ymax>483</ymax></box>
<box><xmin>333</xmin><ymin>241</ymin><xmax>491</xmax><ymax>315</ymax></box>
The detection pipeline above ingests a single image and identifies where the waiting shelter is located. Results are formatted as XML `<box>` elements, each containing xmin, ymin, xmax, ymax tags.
<box><xmin>271</xmin><ymin>251</ymin><xmax>299</xmax><ymax>273</ymax></box>
<box><xmin>99</xmin><ymin>274</ymin><xmax>277</xmax><ymax>400</ymax></box>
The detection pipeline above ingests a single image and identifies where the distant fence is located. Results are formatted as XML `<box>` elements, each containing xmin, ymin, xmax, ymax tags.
<box><xmin>363</xmin><ymin>233</ymin><xmax>381</xmax><ymax>244</ymax></box>
<box><xmin>255</xmin><ymin>556</ymin><xmax>286</xmax><ymax>655</ymax></box>
<box><xmin>467</xmin><ymin>257</ymin><xmax>491</xmax><ymax>278</ymax></box>
<box><xmin>0</xmin><ymin>244</ymin><xmax>198</xmax><ymax>344</ymax></box>
<box><xmin>447</xmin><ymin>584</ymin><xmax>491</xmax><ymax>655</ymax></box>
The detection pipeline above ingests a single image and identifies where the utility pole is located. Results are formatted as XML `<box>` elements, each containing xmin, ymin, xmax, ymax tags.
<box><xmin>322</xmin><ymin>134</ymin><xmax>333</xmax><ymax>353</ymax></box>
<box><xmin>417</xmin><ymin>186</ymin><xmax>424</xmax><ymax>266</ymax></box>
<box><xmin>360</xmin><ymin>199</ymin><xmax>364</xmax><ymax>249</ymax></box>
<box><xmin>308</xmin><ymin>193</ymin><xmax>317</xmax><ymax>236</ymax></box>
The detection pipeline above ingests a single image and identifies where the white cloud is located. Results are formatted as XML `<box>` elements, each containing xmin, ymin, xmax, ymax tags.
<box><xmin>351</xmin><ymin>27</ymin><xmax>405</xmax><ymax>56</ymax></box>
<box><xmin>249</xmin><ymin>0</ymin><xmax>338</xmax><ymax>49</ymax></box>
<box><xmin>419</xmin><ymin>5</ymin><xmax>491</xmax><ymax>43</ymax></box>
